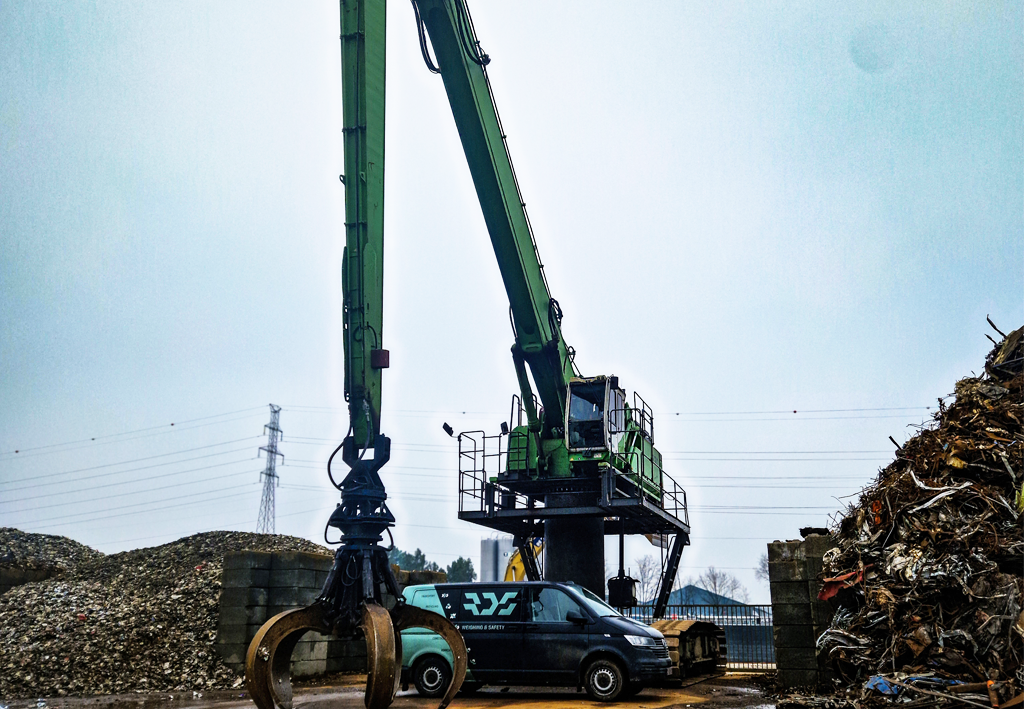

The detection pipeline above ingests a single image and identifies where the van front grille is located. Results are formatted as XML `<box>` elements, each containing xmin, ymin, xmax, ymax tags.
<box><xmin>653</xmin><ymin>638</ymin><xmax>670</xmax><ymax>659</ymax></box>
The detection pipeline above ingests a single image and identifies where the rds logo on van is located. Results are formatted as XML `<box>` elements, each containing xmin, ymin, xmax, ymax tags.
<box><xmin>462</xmin><ymin>591</ymin><xmax>519</xmax><ymax>616</ymax></box>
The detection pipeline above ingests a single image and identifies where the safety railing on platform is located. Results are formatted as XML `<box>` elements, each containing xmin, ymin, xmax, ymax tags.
<box><xmin>626</xmin><ymin>604</ymin><xmax>776</xmax><ymax>671</ymax></box>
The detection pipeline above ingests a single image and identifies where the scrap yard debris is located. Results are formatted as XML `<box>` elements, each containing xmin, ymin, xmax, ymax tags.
<box><xmin>0</xmin><ymin>531</ymin><xmax>330</xmax><ymax>699</ymax></box>
<box><xmin>0</xmin><ymin>528</ymin><xmax>103</xmax><ymax>572</ymax></box>
<box><xmin>816</xmin><ymin>326</ymin><xmax>1023</xmax><ymax>707</ymax></box>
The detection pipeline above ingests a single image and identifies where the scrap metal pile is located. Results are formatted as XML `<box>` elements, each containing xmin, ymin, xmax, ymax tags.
<box><xmin>0</xmin><ymin>531</ymin><xmax>329</xmax><ymax>698</ymax></box>
<box><xmin>0</xmin><ymin>528</ymin><xmax>103</xmax><ymax>572</ymax></box>
<box><xmin>817</xmin><ymin>326</ymin><xmax>1023</xmax><ymax>706</ymax></box>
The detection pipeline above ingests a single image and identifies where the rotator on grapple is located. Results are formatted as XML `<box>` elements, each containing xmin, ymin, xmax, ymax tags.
<box><xmin>242</xmin><ymin>1</ymin><xmax>466</xmax><ymax>708</ymax></box>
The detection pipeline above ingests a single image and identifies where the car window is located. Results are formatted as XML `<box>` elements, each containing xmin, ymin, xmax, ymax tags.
<box><xmin>411</xmin><ymin>587</ymin><xmax>444</xmax><ymax>615</ymax></box>
<box><xmin>456</xmin><ymin>586</ymin><xmax>523</xmax><ymax>622</ymax></box>
<box><xmin>528</xmin><ymin>587</ymin><xmax>584</xmax><ymax>622</ymax></box>
<box><xmin>572</xmin><ymin>585</ymin><xmax>622</xmax><ymax>617</ymax></box>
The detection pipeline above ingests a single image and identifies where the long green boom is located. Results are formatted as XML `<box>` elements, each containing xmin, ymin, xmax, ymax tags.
<box><xmin>340</xmin><ymin>0</ymin><xmax>387</xmax><ymax>446</ymax></box>
<box><xmin>415</xmin><ymin>0</ymin><xmax>577</xmax><ymax>436</ymax></box>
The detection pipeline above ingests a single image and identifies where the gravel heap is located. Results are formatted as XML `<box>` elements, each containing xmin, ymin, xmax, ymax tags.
<box><xmin>816</xmin><ymin>327</ymin><xmax>1023</xmax><ymax>704</ymax></box>
<box><xmin>0</xmin><ymin>528</ymin><xmax>103</xmax><ymax>571</ymax></box>
<box><xmin>0</xmin><ymin>531</ymin><xmax>331</xmax><ymax>698</ymax></box>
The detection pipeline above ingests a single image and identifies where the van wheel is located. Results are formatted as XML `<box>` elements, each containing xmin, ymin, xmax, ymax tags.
<box><xmin>584</xmin><ymin>658</ymin><xmax>626</xmax><ymax>701</ymax></box>
<box><xmin>413</xmin><ymin>656</ymin><xmax>451</xmax><ymax>698</ymax></box>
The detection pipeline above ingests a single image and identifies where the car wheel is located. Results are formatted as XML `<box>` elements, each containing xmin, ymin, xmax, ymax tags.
<box><xmin>584</xmin><ymin>658</ymin><xmax>626</xmax><ymax>701</ymax></box>
<box><xmin>413</xmin><ymin>656</ymin><xmax>451</xmax><ymax>698</ymax></box>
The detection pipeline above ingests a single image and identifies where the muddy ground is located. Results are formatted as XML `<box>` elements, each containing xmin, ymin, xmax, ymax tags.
<box><xmin>1</xmin><ymin>674</ymin><xmax>773</xmax><ymax>709</ymax></box>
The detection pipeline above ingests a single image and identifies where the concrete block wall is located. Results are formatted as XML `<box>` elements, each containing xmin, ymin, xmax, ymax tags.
<box><xmin>0</xmin><ymin>566</ymin><xmax>57</xmax><ymax>596</ymax></box>
<box><xmin>767</xmin><ymin>534</ymin><xmax>835</xmax><ymax>689</ymax></box>
<box><xmin>216</xmin><ymin>550</ymin><xmax>339</xmax><ymax>678</ymax></box>
<box><xmin>216</xmin><ymin>552</ymin><xmax>449</xmax><ymax>678</ymax></box>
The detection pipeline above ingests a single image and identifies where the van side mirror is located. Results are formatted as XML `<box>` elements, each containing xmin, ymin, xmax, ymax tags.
<box><xmin>566</xmin><ymin>609</ymin><xmax>587</xmax><ymax>625</ymax></box>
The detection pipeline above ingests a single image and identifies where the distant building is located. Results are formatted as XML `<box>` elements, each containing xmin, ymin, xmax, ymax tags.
<box><xmin>479</xmin><ymin>536</ymin><xmax>514</xmax><ymax>582</ymax></box>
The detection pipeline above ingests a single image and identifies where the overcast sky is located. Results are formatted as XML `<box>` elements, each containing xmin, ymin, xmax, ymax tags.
<box><xmin>1</xmin><ymin>1</ymin><xmax>1020</xmax><ymax>603</ymax></box>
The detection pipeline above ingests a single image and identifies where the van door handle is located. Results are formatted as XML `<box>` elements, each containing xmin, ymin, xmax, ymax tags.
<box><xmin>524</xmin><ymin>624</ymin><xmax>539</xmax><ymax>631</ymax></box>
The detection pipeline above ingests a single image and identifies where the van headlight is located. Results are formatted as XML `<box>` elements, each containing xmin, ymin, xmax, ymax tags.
<box><xmin>624</xmin><ymin>635</ymin><xmax>656</xmax><ymax>647</ymax></box>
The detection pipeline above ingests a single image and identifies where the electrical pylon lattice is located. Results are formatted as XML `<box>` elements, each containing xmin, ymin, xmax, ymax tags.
<box><xmin>257</xmin><ymin>404</ymin><xmax>284</xmax><ymax>534</ymax></box>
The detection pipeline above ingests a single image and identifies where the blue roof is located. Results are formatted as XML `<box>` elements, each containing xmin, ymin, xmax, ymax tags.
<box><xmin>664</xmin><ymin>584</ymin><xmax>745</xmax><ymax>606</ymax></box>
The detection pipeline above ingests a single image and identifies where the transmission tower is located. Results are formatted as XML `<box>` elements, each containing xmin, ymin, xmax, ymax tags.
<box><xmin>257</xmin><ymin>404</ymin><xmax>284</xmax><ymax>534</ymax></box>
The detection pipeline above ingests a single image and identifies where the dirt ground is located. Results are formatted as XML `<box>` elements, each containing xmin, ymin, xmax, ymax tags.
<box><xmin>1</xmin><ymin>674</ymin><xmax>774</xmax><ymax>709</ymax></box>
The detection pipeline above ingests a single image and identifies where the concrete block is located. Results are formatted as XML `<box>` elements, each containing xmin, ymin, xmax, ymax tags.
<box><xmin>272</xmin><ymin>551</ymin><xmax>332</xmax><ymax>572</ymax></box>
<box><xmin>801</xmin><ymin>534</ymin><xmax>835</xmax><ymax>557</ymax></box>
<box><xmin>775</xmin><ymin>646</ymin><xmax>819</xmax><ymax>670</ymax></box>
<box><xmin>778</xmin><ymin>669</ymin><xmax>820</xmax><ymax>688</ymax></box>
<box><xmin>220</xmin><ymin>586</ymin><xmax>268</xmax><ymax>608</ymax></box>
<box><xmin>768</xmin><ymin>540</ymin><xmax>803</xmax><ymax>563</ymax></box>
<box><xmin>223</xmin><ymin>551</ymin><xmax>273</xmax><ymax>571</ymax></box>
<box><xmin>768</xmin><ymin>560</ymin><xmax>805</xmax><ymax>583</ymax></box>
<box><xmin>290</xmin><ymin>660</ymin><xmax>326</xmax><ymax>679</ymax></box>
<box><xmin>215</xmin><ymin>622</ymin><xmax>264</xmax><ymax>646</ymax></box>
<box><xmin>269</xmin><ymin>568</ymin><xmax>320</xmax><ymax>589</ymax></box>
<box><xmin>770</xmin><ymin>581</ymin><xmax>810</xmax><ymax>605</ymax></box>
<box><xmin>218</xmin><ymin>604</ymin><xmax>268</xmax><ymax>626</ymax></box>
<box><xmin>292</xmin><ymin>640</ymin><xmax>329</xmax><ymax>662</ymax></box>
<box><xmin>222</xmin><ymin>567</ymin><xmax>271</xmax><ymax>589</ymax></box>
<box><xmin>772</xmin><ymin>603</ymin><xmax>812</xmax><ymax>625</ymax></box>
<box><xmin>773</xmin><ymin>624</ymin><xmax>816</xmax><ymax>648</ymax></box>
<box><xmin>268</xmin><ymin>586</ymin><xmax>320</xmax><ymax>608</ymax></box>
<box><xmin>329</xmin><ymin>639</ymin><xmax>365</xmax><ymax>659</ymax></box>
<box><xmin>216</xmin><ymin>644</ymin><xmax>248</xmax><ymax>666</ymax></box>
<box><xmin>327</xmin><ymin>655</ymin><xmax>368</xmax><ymax>673</ymax></box>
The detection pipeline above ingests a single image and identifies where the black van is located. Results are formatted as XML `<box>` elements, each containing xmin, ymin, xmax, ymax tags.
<box><xmin>400</xmin><ymin>581</ymin><xmax>672</xmax><ymax>701</ymax></box>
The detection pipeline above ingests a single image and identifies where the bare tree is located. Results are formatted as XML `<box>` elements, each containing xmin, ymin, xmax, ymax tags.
<box><xmin>695</xmin><ymin>566</ymin><xmax>749</xmax><ymax>603</ymax></box>
<box><xmin>632</xmin><ymin>555</ymin><xmax>661</xmax><ymax>603</ymax></box>
<box><xmin>754</xmin><ymin>553</ymin><xmax>769</xmax><ymax>584</ymax></box>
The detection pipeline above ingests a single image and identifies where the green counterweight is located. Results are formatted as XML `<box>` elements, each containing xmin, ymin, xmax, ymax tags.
<box><xmin>340</xmin><ymin>0</ymin><xmax>388</xmax><ymax>446</ymax></box>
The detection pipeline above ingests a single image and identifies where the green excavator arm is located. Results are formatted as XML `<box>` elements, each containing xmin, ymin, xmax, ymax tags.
<box><xmin>340</xmin><ymin>0</ymin><xmax>388</xmax><ymax>447</ymax></box>
<box><xmin>413</xmin><ymin>0</ymin><xmax>578</xmax><ymax>438</ymax></box>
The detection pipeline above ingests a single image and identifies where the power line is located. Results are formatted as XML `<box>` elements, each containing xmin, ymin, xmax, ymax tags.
<box><xmin>0</xmin><ymin>412</ymin><xmax>267</xmax><ymax>461</ymax></box>
<box><xmin>16</xmin><ymin>485</ymin><xmax>260</xmax><ymax>528</ymax></box>
<box><xmin>4</xmin><ymin>470</ymin><xmax>256</xmax><ymax>513</ymax></box>
<box><xmin>0</xmin><ymin>447</ymin><xmax>259</xmax><ymax>493</ymax></box>
<box><xmin>0</xmin><ymin>437</ymin><xmax>261</xmax><ymax>487</ymax></box>
<box><xmin>0</xmin><ymin>406</ymin><xmax>267</xmax><ymax>456</ymax></box>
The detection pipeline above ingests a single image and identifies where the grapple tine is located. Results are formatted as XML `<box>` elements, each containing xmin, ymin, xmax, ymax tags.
<box><xmin>361</xmin><ymin>603</ymin><xmax>398</xmax><ymax>709</ymax></box>
<box><xmin>391</xmin><ymin>602</ymin><xmax>468</xmax><ymax>709</ymax></box>
<box><xmin>245</xmin><ymin>604</ymin><xmax>330</xmax><ymax>709</ymax></box>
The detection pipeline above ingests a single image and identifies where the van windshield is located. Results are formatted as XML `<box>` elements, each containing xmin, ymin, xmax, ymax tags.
<box><xmin>571</xmin><ymin>586</ymin><xmax>622</xmax><ymax>618</ymax></box>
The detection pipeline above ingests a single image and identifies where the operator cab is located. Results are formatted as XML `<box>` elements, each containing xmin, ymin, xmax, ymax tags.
<box><xmin>566</xmin><ymin>375</ymin><xmax>625</xmax><ymax>453</ymax></box>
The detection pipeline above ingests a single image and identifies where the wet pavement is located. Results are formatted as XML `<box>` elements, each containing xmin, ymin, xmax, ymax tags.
<box><xmin>1</xmin><ymin>674</ymin><xmax>773</xmax><ymax>709</ymax></box>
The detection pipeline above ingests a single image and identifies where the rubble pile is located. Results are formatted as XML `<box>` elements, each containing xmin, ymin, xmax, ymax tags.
<box><xmin>818</xmin><ymin>327</ymin><xmax>1023</xmax><ymax>703</ymax></box>
<box><xmin>0</xmin><ymin>527</ymin><xmax>103</xmax><ymax>571</ymax></box>
<box><xmin>0</xmin><ymin>531</ymin><xmax>330</xmax><ymax>698</ymax></box>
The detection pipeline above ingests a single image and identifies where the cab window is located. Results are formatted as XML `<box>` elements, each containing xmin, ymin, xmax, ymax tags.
<box><xmin>567</xmin><ymin>382</ymin><xmax>606</xmax><ymax>449</ymax></box>
<box><xmin>528</xmin><ymin>587</ymin><xmax>584</xmax><ymax>622</ymax></box>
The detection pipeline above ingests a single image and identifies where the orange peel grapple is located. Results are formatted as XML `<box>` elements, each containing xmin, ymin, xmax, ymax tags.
<box><xmin>244</xmin><ymin>437</ymin><xmax>466</xmax><ymax>709</ymax></box>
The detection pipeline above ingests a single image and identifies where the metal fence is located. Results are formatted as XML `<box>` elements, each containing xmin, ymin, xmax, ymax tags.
<box><xmin>625</xmin><ymin>604</ymin><xmax>776</xmax><ymax>671</ymax></box>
